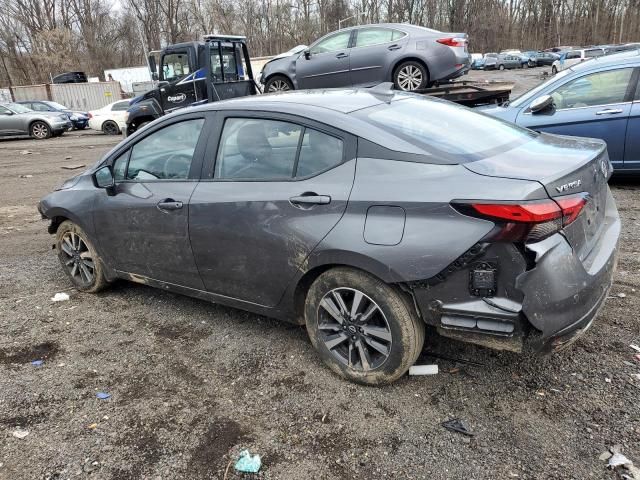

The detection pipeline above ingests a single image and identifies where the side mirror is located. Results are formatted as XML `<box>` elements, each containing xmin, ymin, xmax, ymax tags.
<box><xmin>1</xmin><ymin>110</ymin><xmax>13</xmax><ymax>115</ymax></box>
<box><xmin>304</xmin><ymin>49</ymin><xmax>311</xmax><ymax>60</ymax></box>
<box><xmin>148</xmin><ymin>55</ymin><xmax>157</xmax><ymax>75</ymax></box>
<box><xmin>530</xmin><ymin>95</ymin><xmax>554</xmax><ymax>114</ymax></box>
<box><xmin>93</xmin><ymin>165</ymin><xmax>115</xmax><ymax>190</ymax></box>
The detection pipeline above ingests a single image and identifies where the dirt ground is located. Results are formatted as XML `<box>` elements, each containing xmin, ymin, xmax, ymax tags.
<box><xmin>1</xmin><ymin>69</ymin><xmax>639</xmax><ymax>480</ymax></box>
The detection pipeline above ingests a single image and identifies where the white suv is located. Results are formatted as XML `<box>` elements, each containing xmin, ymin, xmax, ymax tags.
<box><xmin>551</xmin><ymin>48</ymin><xmax>604</xmax><ymax>74</ymax></box>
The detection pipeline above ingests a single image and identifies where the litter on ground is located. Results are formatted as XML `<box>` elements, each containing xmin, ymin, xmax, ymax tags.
<box><xmin>234</xmin><ymin>449</ymin><xmax>262</xmax><ymax>473</ymax></box>
<box><xmin>51</xmin><ymin>292</ymin><xmax>70</xmax><ymax>302</ymax></box>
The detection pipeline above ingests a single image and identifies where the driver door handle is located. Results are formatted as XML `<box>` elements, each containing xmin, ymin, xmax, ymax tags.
<box><xmin>157</xmin><ymin>199</ymin><xmax>183</xmax><ymax>211</ymax></box>
<box><xmin>388</xmin><ymin>44</ymin><xmax>402</xmax><ymax>51</ymax></box>
<box><xmin>289</xmin><ymin>194</ymin><xmax>331</xmax><ymax>206</ymax></box>
<box><xmin>335</xmin><ymin>53</ymin><xmax>348</xmax><ymax>59</ymax></box>
<box><xmin>596</xmin><ymin>108</ymin><xmax>623</xmax><ymax>115</ymax></box>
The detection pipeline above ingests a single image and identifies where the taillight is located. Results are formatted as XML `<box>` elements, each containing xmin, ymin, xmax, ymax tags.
<box><xmin>87</xmin><ymin>113</ymin><xmax>93</xmax><ymax>119</ymax></box>
<box><xmin>437</xmin><ymin>37</ymin><xmax>467</xmax><ymax>47</ymax></box>
<box><xmin>452</xmin><ymin>194</ymin><xmax>587</xmax><ymax>242</ymax></box>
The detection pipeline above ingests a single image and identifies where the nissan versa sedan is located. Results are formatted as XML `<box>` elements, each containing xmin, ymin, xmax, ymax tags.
<box><xmin>39</xmin><ymin>87</ymin><xmax>619</xmax><ymax>384</ymax></box>
<box><xmin>260</xmin><ymin>23</ymin><xmax>470</xmax><ymax>92</ymax></box>
<box><xmin>483</xmin><ymin>50</ymin><xmax>640</xmax><ymax>174</ymax></box>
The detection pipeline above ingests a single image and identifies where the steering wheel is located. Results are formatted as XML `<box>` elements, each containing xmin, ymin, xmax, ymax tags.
<box><xmin>162</xmin><ymin>153</ymin><xmax>192</xmax><ymax>179</ymax></box>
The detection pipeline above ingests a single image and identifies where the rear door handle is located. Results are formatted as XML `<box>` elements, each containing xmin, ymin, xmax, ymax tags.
<box><xmin>157</xmin><ymin>199</ymin><xmax>183</xmax><ymax>211</ymax></box>
<box><xmin>289</xmin><ymin>195</ymin><xmax>331</xmax><ymax>207</ymax></box>
<box><xmin>388</xmin><ymin>44</ymin><xmax>402</xmax><ymax>51</ymax></box>
<box><xmin>596</xmin><ymin>108</ymin><xmax>623</xmax><ymax>115</ymax></box>
<box><xmin>335</xmin><ymin>53</ymin><xmax>348</xmax><ymax>59</ymax></box>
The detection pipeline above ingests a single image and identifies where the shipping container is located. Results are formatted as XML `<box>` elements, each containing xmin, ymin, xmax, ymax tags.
<box><xmin>50</xmin><ymin>82</ymin><xmax>123</xmax><ymax>110</ymax></box>
<box><xmin>10</xmin><ymin>84</ymin><xmax>49</xmax><ymax>102</ymax></box>
<box><xmin>104</xmin><ymin>66</ymin><xmax>152</xmax><ymax>93</ymax></box>
<box><xmin>0</xmin><ymin>88</ymin><xmax>11</xmax><ymax>102</ymax></box>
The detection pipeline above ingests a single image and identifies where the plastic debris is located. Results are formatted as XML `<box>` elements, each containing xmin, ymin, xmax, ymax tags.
<box><xmin>19</xmin><ymin>174</ymin><xmax>33</xmax><ymax>178</ymax></box>
<box><xmin>96</xmin><ymin>392</ymin><xmax>111</xmax><ymax>400</ymax></box>
<box><xmin>61</xmin><ymin>164</ymin><xmax>85</xmax><ymax>170</ymax></box>
<box><xmin>51</xmin><ymin>292</ymin><xmax>70</xmax><ymax>302</ymax></box>
<box><xmin>12</xmin><ymin>429</ymin><xmax>29</xmax><ymax>439</ymax></box>
<box><xmin>409</xmin><ymin>364</ymin><xmax>439</xmax><ymax>375</ymax></box>
<box><xmin>31</xmin><ymin>360</ymin><xmax>44</xmax><ymax>367</ymax></box>
<box><xmin>234</xmin><ymin>450</ymin><xmax>261</xmax><ymax>473</ymax></box>
<box><xmin>20</xmin><ymin>150</ymin><xmax>32</xmax><ymax>155</ymax></box>
<box><xmin>442</xmin><ymin>418</ymin><xmax>474</xmax><ymax>437</ymax></box>
<box><xmin>609</xmin><ymin>453</ymin><xmax>631</xmax><ymax>468</ymax></box>
<box><xmin>617</xmin><ymin>293</ymin><xmax>627</xmax><ymax>298</ymax></box>
<box><xmin>631</xmin><ymin>344</ymin><xmax>640</xmax><ymax>353</ymax></box>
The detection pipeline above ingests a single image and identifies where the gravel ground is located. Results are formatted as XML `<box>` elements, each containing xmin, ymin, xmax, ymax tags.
<box><xmin>1</xmin><ymin>70</ymin><xmax>639</xmax><ymax>480</ymax></box>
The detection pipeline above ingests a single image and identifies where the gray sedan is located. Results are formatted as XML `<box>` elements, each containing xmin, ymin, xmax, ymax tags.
<box><xmin>260</xmin><ymin>23</ymin><xmax>470</xmax><ymax>92</ymax></box>
<box><xmin>39</xmin><ymin>87</ymin><xmax>618</xmax><ymax>384</ymax></box>
<box><xmin>0</xmin><ymin>102</ymin><xmax>72</xmax><ymax>139</ymax></box>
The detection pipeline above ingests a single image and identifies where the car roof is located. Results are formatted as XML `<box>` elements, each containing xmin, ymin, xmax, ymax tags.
<box><xmin>335</xmin><ymin>23</ymin><xmax>441</xmax><ymax>35</ymax></box>
<box><xmin>570</xmin><ymin>49</ymin><xmax>640</xmax><ymax>72</ymax></box>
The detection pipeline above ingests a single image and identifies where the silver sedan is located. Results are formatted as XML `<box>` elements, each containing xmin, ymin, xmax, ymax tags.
<box><xmin>0</xmin><ymin>102</ymin><xmax>72</xmax><ymax>139</ymax></box>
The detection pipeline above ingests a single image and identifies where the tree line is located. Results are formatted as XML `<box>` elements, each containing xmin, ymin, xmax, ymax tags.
<box><xmin>1</xmin><ymin>0</ymin><xmax>638</xmax><ymax>86</ymax></box>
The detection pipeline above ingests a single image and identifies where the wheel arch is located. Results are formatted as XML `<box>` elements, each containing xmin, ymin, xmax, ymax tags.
<box><xmin>263</xmin><ymin>72</ymin><xmax>294</xmax><ymax>88</ymax></box>
<box><xmin>29</xmin><ymin>118</ymin><xmax>52</xmax><ymax>131</ymax></box>
<box><xmin>391</xmin><ymin>56</ymin><xmax>431</xmax><ymax>83</ymax></box>
<box><xmin>291</xmin><ymin>257</ymin><xmax>416</xmax><ymax>325</ymax></box>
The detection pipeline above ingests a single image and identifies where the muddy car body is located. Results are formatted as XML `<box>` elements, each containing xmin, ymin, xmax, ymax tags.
<box><xmin>39</xmin><ymin>88</ymin><xmax>619</xmax><ymax>384</ymax></box>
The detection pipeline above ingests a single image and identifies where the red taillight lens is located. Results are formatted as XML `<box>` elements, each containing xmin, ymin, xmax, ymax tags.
<box><xmin>556</xmin><ymin>195</ymin><xmax>587</xmax><ymax>226</ymax></box>
<box><xmin>453</xmin><ymin>195</ymin><xmax>587</xmax><ymax>242</ymax></box>
<box><xmin>437</xmin><ymin>37</ymin><xmax>467</xmax><ymax>47</ymax></box>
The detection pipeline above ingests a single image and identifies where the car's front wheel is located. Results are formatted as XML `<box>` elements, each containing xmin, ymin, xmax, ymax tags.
<box><xmin>393</xmin><ymin>61</ymin><xmax>429</xmax><ymax>91</ymax></box>
<box><xmin>264</xmin><ymin>75</ymin><xmax>294</xmax><ymax>93</ymax></box>
<box><xmin>305</xmin><ymin>267</ymin><xmax>425</xmax><ymax>385</ymax></box>
<box><xmin>56</xmin><ymin>220</ymin><xmax>108</xmax><ymax>293</ymax></box>
<box><xmin>30</xmin><ymin>121</ymin><xmax>51</xmax><ymax>140</ymax></box>
<box><xmin>102</xmin><ymin>120</ymin><xmax>120</xmax><ymax>135</ymax></box>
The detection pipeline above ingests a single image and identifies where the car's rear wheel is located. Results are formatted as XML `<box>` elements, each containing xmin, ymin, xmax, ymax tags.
<box><xmin>30</xmin><ymin>121</ymin><xmax>51</xmax><ymax>140</ymax></box>
<box><xmin>56</xmin><ymin>220</ymin><xmax>108</xmax><ymax>293</ymax></box>
<box><xmin>393</xmin><ymin>61</ymin><xmax>429</xmax><ymax>91</ymax></box>
<box><xmin>102</xmin><ymin>120</ymin><xmax>120</xmax><ymax>135</ymax></box>
<box><xmin>264</xmin><ymin>75</ymin><xmax>294</xmax><ymax>93</ymax></box>
<box><xmin>305</xmin><ymin>267</ymin><xmax>425</xmax><ymax>385</ymax></box>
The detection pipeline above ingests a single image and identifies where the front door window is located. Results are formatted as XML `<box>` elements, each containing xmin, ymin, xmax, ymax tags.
<box><xmin>550</xmin><ymin>68</ymin><xmax>633</xmax><ymax>110</ymax></box>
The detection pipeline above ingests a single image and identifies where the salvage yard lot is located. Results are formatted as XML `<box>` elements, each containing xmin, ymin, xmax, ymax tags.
<box><xmin>1</xmin><ymin>69</ymin><xmax>640</xmax><ymax>479</ymax></box>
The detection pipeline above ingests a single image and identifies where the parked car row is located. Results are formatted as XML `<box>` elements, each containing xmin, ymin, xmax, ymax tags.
<box><xmin>472</xmin><ymin>51</ymin><xmax>560</xmax><ymax>70</ymax></box>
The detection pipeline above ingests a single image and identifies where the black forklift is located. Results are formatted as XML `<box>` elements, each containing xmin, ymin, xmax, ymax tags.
<box><xmin>125</xmin><ymin>35</ymin><xmax>257</xmax><ymax>136</ymax></box>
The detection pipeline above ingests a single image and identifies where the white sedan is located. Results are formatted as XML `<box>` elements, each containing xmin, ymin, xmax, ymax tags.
<box><xmin>88</xmin><ymin>100</ymin><xmax>130</xmax><ymax>135</ymax></box>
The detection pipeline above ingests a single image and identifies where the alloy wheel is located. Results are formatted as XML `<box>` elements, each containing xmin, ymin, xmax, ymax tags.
<box><xmin>60</xmin><ymin>231</ymin><xmax>95</xmax><ymax>285</ymax></box>
<box><xmin>32</xmin><ymin>123</ymin><xmax>49</xmax><ymax>139</ymax></box>
<box><xmin>267</xmin><ymin>79</ymin><xmax>291</xmax><ymax>92</ymax></box>
<box><xmin>396</xmin><ymin>65</ymin><xmax>423</xmax><ymax>91</ymax></box>
<box><xmin>317</xmin><ymin>288</ymin><xmax>393</xmax><ymax>371</ymax></box>
<box><xmin>103</xmin><ymin>122</ymin><xmax>119</xmax><ymax>135</ymax></box>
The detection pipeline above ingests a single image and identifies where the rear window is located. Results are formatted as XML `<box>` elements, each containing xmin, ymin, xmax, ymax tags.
<box><xmin>354</xmin><ymin>96</ymin><xmax>536</xmax><ymax>162</ymax></box>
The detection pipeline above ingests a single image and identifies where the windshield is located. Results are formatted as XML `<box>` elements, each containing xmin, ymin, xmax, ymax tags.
<box><xmin>45</xmin><ymin>101</ymin><xmax>69</xmax><ymax>110</ymax></box>
<box><xmin>509</xmin><ymin>68</ymin><xmax>573</xmax><ymax>107</ymax></box>
<box><xmin>6</xmin><ymin>103</ymin><xmax>32</xmax><ymax>114</ymax></box>
<box><xmin>355</xmin><ymin>96</ymin><xmax>536</xmax><ymax>162</ymax></box>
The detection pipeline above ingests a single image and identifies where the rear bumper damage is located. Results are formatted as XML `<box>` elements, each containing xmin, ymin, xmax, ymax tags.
<box><xmin>407</xmin><ymin>189</ymin><xmax>620</xmax><ymax>353</ymax></box>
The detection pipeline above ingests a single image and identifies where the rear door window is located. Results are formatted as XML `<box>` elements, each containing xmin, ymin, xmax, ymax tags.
<box><xmin>550</xmin><ymin>68</ymin><xmax>634</xmax><ymax>109</ymax></box>
<box><xmin>215</xmin><ymin>118</ymin><xmax>345</xmax><ymax>179</ymax></box>
<box><xmin>355</xmin><ymin>28</ymin><xmax>404</xmax><ymax>47</ymax></box>
<box><xmin>111</xmin><ymin>101</ymin><xmax>130</xmax><ymax>111</ymax></box>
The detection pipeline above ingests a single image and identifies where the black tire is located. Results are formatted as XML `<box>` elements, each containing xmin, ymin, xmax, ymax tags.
<box><xmin>30</xmin><ymin>121</ymin><xmax>51</xmax><ymax>140</ymax></box>
<box><xmin>77</xmin><ymin>125</ymin><xmax>87</xmax><ymax>130</ymax></box>
<box><xmin>264</xmin><ymin>75</ymin><xmax>294</xmax><ymax>93</ymax></box>
<box><xmin>56</xmin><ymin>220</ymin><xmax>108</xmax><ymax>293</ymax></box>
<box><xmin>305</xmin><ymin>267</ymin><xmax>425</xmax><ymax>385</ymax></box>
<box><xmin>102</xmin><ymin>120</ymin><xmax>120</xmax><ymax>135</ymax></box>
<box><xmin>393</xmin><ymin>60</ymin><xmax>429</xmax><ymax>91</ymax></box>
<box><xmin>498</xmin><ymin>64</ymin><xmax>505</xmax><ymax>71</ymax></box>
<box><xmin>552</xmin><ymin>65</ymin><xmax>558</xmax><ymax>75</ymax></box>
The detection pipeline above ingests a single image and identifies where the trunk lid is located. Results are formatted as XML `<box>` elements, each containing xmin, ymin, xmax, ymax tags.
<box><xmin>464</xmin><ymin>132</ymin><xmax>612</xmax><ymax>261</ymax></box>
